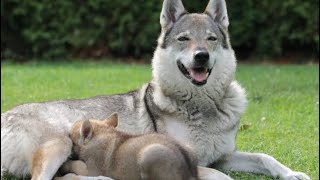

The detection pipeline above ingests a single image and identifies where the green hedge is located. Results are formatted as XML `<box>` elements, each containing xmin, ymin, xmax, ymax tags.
<box><xmin>228</xmin><ymin>0</ymin><xmax>319</xmax><ymax>57</ymax></box>
<box><xmin>1</xmin><ymin>0</ymin><xmax>319</xmax><ymax>60</ymax></box>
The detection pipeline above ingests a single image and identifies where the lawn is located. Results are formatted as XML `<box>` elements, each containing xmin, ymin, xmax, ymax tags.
<box><xmin>1</xmin><ymin>61</ymin><xmax>319</xmax><ymax>180</ymax></box>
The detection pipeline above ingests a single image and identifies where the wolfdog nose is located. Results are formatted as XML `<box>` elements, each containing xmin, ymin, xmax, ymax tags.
<box><xmin>194</xmin><ymin>51</ymin><xmax>209</xmax><ymax>64</ymax></box>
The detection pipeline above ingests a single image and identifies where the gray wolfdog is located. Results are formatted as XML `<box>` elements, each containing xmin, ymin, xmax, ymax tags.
<box><xmin>1</xmin><ymin>0</ymin><xmax>310</xmax><ymax>179</ymax></box>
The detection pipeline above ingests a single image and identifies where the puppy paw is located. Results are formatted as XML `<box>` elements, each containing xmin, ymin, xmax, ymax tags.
<box><xmin>71</xmin><ymin>160</ymin><xmax>88</xmax><ymax>176</ymax></box>
<box><xmin>283</xmin><ymin>171</ymin><xmax>310</xmax><ymax>180</ymax></box>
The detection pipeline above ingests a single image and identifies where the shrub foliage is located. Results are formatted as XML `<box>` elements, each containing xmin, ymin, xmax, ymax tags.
<box><xmin>1</xmin><ymin>0</ymin><xmax>319</xmax><ymax>60</ymax></box>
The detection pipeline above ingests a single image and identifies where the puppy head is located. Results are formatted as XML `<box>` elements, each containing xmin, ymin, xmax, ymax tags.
<box><xmin>69</xmin><ymin>112</ymin><xmax>119</xmax><ymax>153</ymax></box>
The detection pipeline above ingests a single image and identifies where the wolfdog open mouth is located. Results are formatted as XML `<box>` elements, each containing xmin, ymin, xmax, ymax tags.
<box><xmin>177</xmin><ymin>61</ymin><xmax>212</xmax><ymax>86</ymax></box>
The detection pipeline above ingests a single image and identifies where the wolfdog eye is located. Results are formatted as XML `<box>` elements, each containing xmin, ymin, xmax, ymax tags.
<box><xmin>207</xmin><ymin>36</ymin><xmax>217</xmax><ymax>41</ymax></box>
<box><xmin>177</xmin><ymin>36</ymin><xmax>190</xmax><ymax>41</ymax></box>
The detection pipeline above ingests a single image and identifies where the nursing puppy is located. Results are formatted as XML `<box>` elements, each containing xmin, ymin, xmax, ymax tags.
<box><xmin>56</xmin><ymin>113</ymin><xmax>198</xmax><ymax>180</ymax></box>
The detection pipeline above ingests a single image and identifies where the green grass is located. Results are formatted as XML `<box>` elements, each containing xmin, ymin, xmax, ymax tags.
<box><xmin>1</xmin><ymin>61</ymin><xmax>319</xmax><ymax>180</ymax></box>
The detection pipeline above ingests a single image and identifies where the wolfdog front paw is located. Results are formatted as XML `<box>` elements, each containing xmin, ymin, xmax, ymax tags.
<box><xmin>283</xmin><ymin>171</ymin><xmax>310</xmax><ymax>180</ymax></box>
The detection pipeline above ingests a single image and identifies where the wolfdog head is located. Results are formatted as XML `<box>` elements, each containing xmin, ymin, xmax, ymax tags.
<box><xmin>152</xmin><ymin>0</ymin><xmax>237</xmax><ymax>94</ymax></box>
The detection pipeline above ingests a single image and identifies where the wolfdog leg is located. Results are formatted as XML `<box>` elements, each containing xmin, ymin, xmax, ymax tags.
<box><xmin>215</xmin><ymin>151</ymin><xmax>310</xmax><ymax>180</ymax></box>
<box><xmin>197</xmin><ymin>166</ymin><xmax>233</xmax><ymax>180</ymax></box>
<box><xmin>31</xmin><ymin>136</ymin><xmax>72</xmax><ymax>180</ymax></box>
<box><xmin>54</xmin><ymin>173</ymin><xmax>114</xmax><ymax>180</ymax></box>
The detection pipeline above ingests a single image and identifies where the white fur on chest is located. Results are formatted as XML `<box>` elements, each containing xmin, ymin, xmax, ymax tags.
<box><xmin>163</xmin><ymin>114</ymin><xmax>237</xmax><ymax>166</ymax></box>
<box><xmin>154</xmin><ymin>80</ymin><xmax>247</xmax><ymax>166</ymax></box>
<box><xmin>164</xmin><ymin>117</ymin><xmax>189</xmax><ymax>144</ymax></box>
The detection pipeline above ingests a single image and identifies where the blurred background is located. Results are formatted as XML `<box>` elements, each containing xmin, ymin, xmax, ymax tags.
<box><xmin>1</xmin><ymin>0</ymin><xmax>319</xmax><ymax>63</ymax></box>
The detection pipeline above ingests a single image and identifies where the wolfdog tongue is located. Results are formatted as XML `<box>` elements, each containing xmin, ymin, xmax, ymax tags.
<box><xmin>189</xmin><ymin>69</ymin><xmax>207</xmax><ymax>82</ymax></box>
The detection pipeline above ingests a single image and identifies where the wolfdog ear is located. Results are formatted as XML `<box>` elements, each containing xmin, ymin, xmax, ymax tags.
<box><xmin>106</xmin><ymin>112</ymin><xmax>118</xmax><ymax>127</ymax></box>
<box><xmin>204</xmin><ymin>0</ymin><xmax>229</xmax><ymax>30</ymax></box>
<box><xmin>160</xmin><ymin>0</ymin><xmax>186</xmax><ymax>30</ymax></box>
<box><xmin>80</xmin><ymin>120</ymin><xmax>93</xmax><ymax>142</ymax></box>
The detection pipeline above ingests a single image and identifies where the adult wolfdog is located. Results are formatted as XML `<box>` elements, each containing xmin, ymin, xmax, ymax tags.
<box><xmin>1</xmin><ymin>0</ymin><xmax>310</xmax><ymax>179</ymax></box>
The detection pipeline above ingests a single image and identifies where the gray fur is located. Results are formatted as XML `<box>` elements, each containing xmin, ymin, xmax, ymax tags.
<box><xmin>1</xmin><ymin>0</ymin><xmax>310</xmax><ymax>180</ymax></box>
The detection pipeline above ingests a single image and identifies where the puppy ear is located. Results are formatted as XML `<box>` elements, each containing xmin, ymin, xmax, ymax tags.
<box><xmin>204</xmin><ymin>0</ymin><xmax>229</xmax><ymax>30</ymax></box>
<box><xmin>80</xmin><ymin>120</ymin><xmax>93</xmax><ymax>143</ymax></box>
<box><xmin>160</xmin><ymin>0</ymin><xmax>186</xmax><ymax>30</ymax></box>
<box><xmin>106</xmin><ymin>112</ymin><xmax>118</xmax><ymax>127</ymax></box>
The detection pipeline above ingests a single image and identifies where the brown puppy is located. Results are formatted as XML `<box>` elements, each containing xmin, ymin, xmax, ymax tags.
<box><xmin>59</xmin><ymin>113</ymin><xmax>198</xmax><ymax>180</ymax></box>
